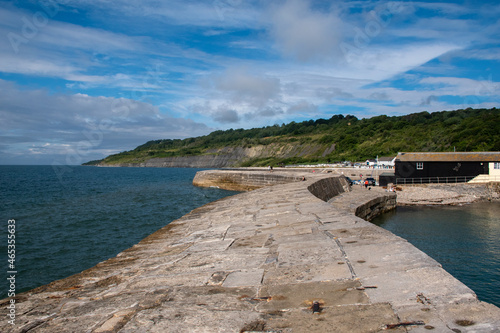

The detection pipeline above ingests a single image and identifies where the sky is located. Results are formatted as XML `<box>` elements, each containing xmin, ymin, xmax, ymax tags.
<box><xmin>0</xmin><ymin>0</ymin><xmax>499</xmax><ymax>165</ymax></box>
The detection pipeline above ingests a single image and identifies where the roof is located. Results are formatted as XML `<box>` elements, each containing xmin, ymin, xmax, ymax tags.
<box><xmin>396</xmin><ymin>152</ymin><xmax>500</xmax><ymax>162</ymax></box>
<box><xmin>365</xmin><ymin>157</ymin><xmax>395</xmax><ymax>162</ymax></box>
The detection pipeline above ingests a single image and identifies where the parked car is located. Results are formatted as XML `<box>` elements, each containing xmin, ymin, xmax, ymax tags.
<box><xmin>365</xmin><ymin>177</ymin><xmax>376</xmax><ymax>186</ymax></box>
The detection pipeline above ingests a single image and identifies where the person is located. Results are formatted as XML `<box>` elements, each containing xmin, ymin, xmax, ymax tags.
<box><xmin>364</xmin><ymin>179</ymin><xmax>368</xmax><ymax>189</ymax></box>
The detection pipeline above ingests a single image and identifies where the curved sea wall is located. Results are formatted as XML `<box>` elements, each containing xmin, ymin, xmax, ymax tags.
<box><xmin>306</xmin><ymin>176</ymin><xmax>351</xmax><ymax>202</ymax></box>
<box><xmin>2</xmin><ymin>171</ymin><xmax>499</xmax><ymax>332</ymax></box>
<box><xmin>192</xmin><ymin>169</ymin><xmax>311</xmax><ymax>191</ymax></box>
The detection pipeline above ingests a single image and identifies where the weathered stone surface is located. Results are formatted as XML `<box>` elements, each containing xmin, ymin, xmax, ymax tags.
<box><xmin>396</xmin><ymin>183</ymin><xmax>500</xmax><ymax>205</ymax></box>
<box><xmin>2</xmin><ymin>171</ymin><xmax>499</xmax><ymax>332</ymax></box>
<box><xmin>222</xmin><ymin>269</ymin><xmax>265</xmax><ymax>287</ymax></box>
<box><xmin>192</xmin><ymin>169</ymin><xmax>310</xmax><ymax>191</ymax></box>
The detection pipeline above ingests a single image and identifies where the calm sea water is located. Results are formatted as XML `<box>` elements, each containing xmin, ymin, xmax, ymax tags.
<box><xmin>372</xmin><ymin>202</ymin><xmax>500</xmax><ymax>307</ymax></box>
<box><xmin>0</xmin><ymin>166</ymin><xmax>238</xmax><ymax>299</ymax></box>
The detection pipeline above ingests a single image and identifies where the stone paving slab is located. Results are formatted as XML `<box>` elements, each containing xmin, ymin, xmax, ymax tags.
<box><xmin>262</xmin><ymin>263</ymin><xmax>352</xmax><ymax>285</ymax></box>
<box><xmin>260</xmin><ymin>303</ymin><xmax>404</xmax><ymax>333</ymax></box>
<box><xmin>1</xmin><ymin>172</ymin><xmax>499</xmax><ymax>332</ymax></box>
<box><xmin>222</xmin><ymin>269</ymin><xmax>265</xmax><ymax>287</ymax></box>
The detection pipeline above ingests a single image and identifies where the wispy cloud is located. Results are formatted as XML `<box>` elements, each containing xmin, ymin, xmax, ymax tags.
<box><xmin>0</xmin><ymin>80</ymin><xmax>209</xmax><ymax>164</ymax></box>
<box><xmin>213</xmin><ymin>67</ymin><xmax>281</xmax><ymax>107</ymax></box>
<box><xmin>268</xmin><ymin>0</ymin><xmax>342</xmax><ymax>62</ymax></box>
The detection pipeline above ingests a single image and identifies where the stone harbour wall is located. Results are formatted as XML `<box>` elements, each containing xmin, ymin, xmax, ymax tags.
<box><xmin>306</xmin><ymin>176</ymin><xmax>351</xmax><ymax>202</ymax></box>
<box><xmin>193</xmin><ymin>169</ymin><xmax>353</xmax><ymax>199</ymax></box>
<box><xmin>2</xmin><ymin>170</ymin><xmax>499</xmax><ymax>332</ymax></box>
<box><xmin>193</xmin><ymin>169</ymin><xmax>311</xmax><ymax>191</ymax></box>
<box><xmin>354</xmin><ymin>194</ymin><xmax>398</xmax><ymax>221</ymax></box>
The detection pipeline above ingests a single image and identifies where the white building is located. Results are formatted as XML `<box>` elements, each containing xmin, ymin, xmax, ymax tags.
<box><xmin>365</xmin><ymin>156</ymin><xmax>396</xmax><ymax>168</ymax></box>
<box><xmin>378</xmin><ymin>156</ymin><xmax>396</xmax><ymax>168</ymax></box>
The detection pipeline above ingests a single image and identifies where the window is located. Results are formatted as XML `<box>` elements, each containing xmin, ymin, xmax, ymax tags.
<box><xmin>416</xmin><ymin>162</ymin><xmax>424</xmax><ymax>170</ymax></box>
<box><xmin>495</xmin><ymin>162</ymin><xmax>500</xmax><ymax>169</ymax></box>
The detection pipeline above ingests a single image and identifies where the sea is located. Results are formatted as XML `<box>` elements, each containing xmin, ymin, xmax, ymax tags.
<box><xmin>0</xmin><ymin>165</ymin><xmax>239</xmax><ymax>299</ymax></box>
<box><xmin>372</xmin><ymin>202</ymin><xmax>500</xmax><ymax>308</ymax></box>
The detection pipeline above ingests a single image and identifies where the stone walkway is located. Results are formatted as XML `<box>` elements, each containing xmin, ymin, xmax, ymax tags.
<box><xmin>2</xmin><ymin>174</ymin><xmax>499</xmax><ymax>332</ymax></box>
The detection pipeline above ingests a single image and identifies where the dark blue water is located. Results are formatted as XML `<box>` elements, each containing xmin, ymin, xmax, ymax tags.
<box><xmin>0</xmin><ymin>166</ymin><xmax>238</xmax><ymax>299</ymax></box>
<box><xmin>372</xmin><ymin>202</ymin><xmax>500</xmax><ymax>307</ymax></box>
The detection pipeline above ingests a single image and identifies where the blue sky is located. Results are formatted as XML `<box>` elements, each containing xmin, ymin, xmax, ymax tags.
<box><xmin>0</xmin><ymin>0</ymin><xmax>499</xmax><ymax>165</ymax></box>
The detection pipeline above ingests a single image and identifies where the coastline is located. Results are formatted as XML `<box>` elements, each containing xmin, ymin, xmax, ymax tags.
<box><xmin>2</xmin><ymin>170</ymin><xmax>499</xmax><ymax>332</ymax></box>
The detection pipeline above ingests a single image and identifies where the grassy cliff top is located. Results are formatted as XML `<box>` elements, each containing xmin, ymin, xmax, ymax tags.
<box><xmin>85</xmin><ymin>108</ymin><xmax>500</xmax><ymax>166</ymax></box>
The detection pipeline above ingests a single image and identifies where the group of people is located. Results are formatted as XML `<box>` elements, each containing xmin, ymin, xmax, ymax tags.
<box><xmin>359</xmin><ymin>174</ymin><xmax>370</xmax><ymax>189</ymax></box>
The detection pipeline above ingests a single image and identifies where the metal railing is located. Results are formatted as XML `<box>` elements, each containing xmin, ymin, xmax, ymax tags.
<box><xmin>395</xmin><ymin>176</ymin><xmax>476</xmax><ymax>185</ymax></box>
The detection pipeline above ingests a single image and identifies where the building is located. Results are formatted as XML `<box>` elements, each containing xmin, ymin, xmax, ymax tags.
<box><xmin>378</xmin><ymin>156</ymin><xmax>396</xmax><ymax>168</ymax></box>
<box><xmin>394</xmin><ymin>152</ymin><xmax>500</xmax><ymax>184</ymax></box>
<box><xmin>365</xmin><ymin>159</ymin><xmax>376</xmax><ymax>167</ymax></box>
<box><xmin>365</xmin><ymin>156</ymin><xmax>396</xmax><ymax>168</ymax></box>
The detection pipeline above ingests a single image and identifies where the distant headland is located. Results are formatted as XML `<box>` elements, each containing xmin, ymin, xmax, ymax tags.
<box><xmin>84</xmin><ymin>108</ymin><xmax>499</xmax><ymax>168</ymax></box>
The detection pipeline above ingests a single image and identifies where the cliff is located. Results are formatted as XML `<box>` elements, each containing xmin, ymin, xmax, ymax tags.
<box><xmin>96</xmin><ymin>143</ymin><xmax>336</xmax><ymax>168</ymax></box>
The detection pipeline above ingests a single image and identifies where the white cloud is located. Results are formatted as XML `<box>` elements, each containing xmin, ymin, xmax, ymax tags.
<box><xmin>0</xmin><ymin>80</ymin><xmax>210</xmax><ymax>164</ymax></box>
<box><xmin>213</xmin><ymin>67</ymin><xmax>281</xmax><ymax>107</ymax></box>
<box><xmin>0</xmin><ymin>53</ymin><xmax>104</xmax><ymax>82</ymax></box>
<box><xmin>212</xmin><ymin>107</ymin><xmax>240</xmax><ymax>124</ymax></box>
<box><xmin>454</xmin><ymin>48</ymin><xmax>500</xmax><ymax>61</ymax></box>
<box><xmin>0</xmin><ymin>5</ymin><xmax>138</xmax><ymax>53</ymax></box>
<box><xmin>268</xmin><ymin>0</ymin><xmax>342</xmax><ymax>62</ymax></box>
<box><xmin>335</xmin><ymin>42</ymin><xmax>461</xmax><ymax>81</ymax></box>
<box><xmin>420</xmin><ymin>76</ymin><xmax>500</xmax><ymax>97</ymax></box>
<box><xmin>316</xmin><ymin>87</ymin><xmax>354</xmax><ymax>101</ymax></box>
<box><xmin>0</xmin><ymin>6</ymin><xmax>143</xmax><ymax>84</ymax></box>
<box><xmin>287</xmin><ymin>100</ymin><xmax>318</xmax><ymax>114</ymax></box>
<box><xmin>61</xmin><ymin>0</ymin><xmax>261</xmax><ymax>29</ymax></box>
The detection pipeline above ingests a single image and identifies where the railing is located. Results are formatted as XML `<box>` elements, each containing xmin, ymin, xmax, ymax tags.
<box><xmin>395</xmin><ymin>176</ymin><xmax>476</xmax><ymax>185</ymax></box>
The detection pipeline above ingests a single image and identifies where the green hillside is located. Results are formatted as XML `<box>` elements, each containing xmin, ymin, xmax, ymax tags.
<box><xmin>85</xmin><ymin>108</ymin><xmax>500</xmax><ymax>166</ymax></box>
